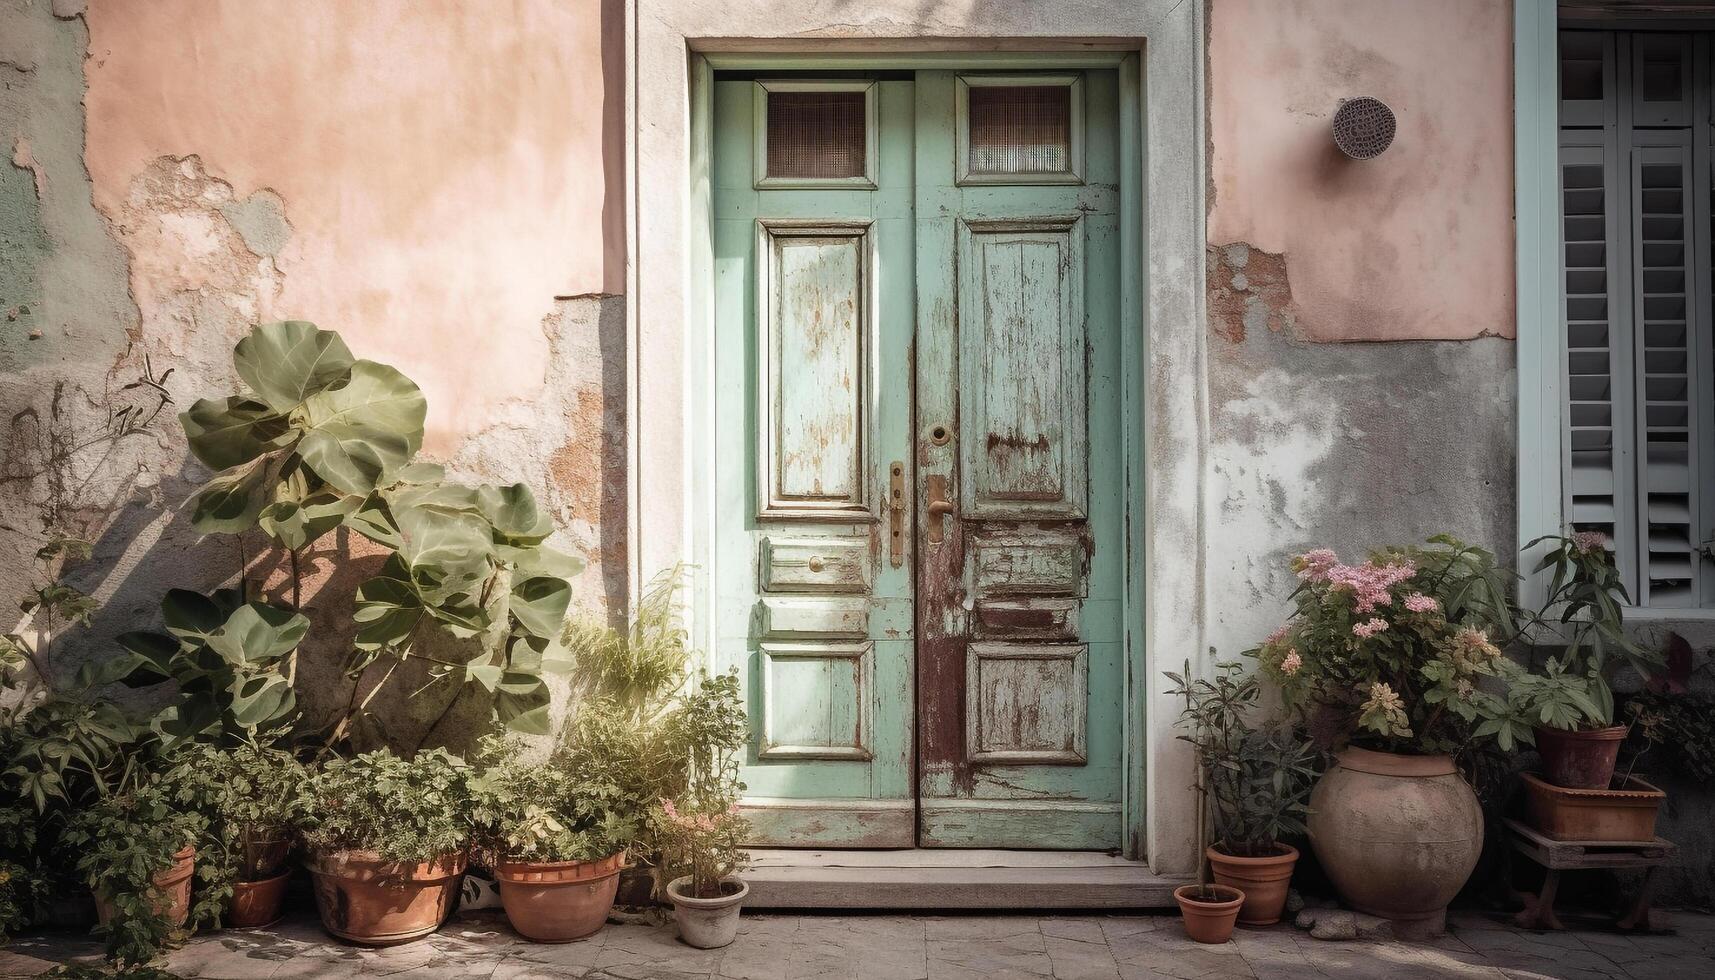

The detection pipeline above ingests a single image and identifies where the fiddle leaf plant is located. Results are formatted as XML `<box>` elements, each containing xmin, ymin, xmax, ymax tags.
<box><xmin>181</xmin><ymin>322</ymin><xmax>583</xmax><ymax>743</ymax></box>
<box><xmin>113</xmin><ymin>589</ymin><xmax>306</xmax><ymax>747</ymax></box>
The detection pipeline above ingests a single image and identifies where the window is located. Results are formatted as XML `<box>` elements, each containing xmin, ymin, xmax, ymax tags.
<box><xmin>1558</xmin><ymin>30</ymin><xmax>1715</xmax><ymax>608</ymax></box>
<box><xmin>955</xmin><ymin>75</ymin><xmax>1084</xmax><ymax>185</ymax></box>
<box><xmin>752</xmin><ymin>80</ymin><xmax>878</xmax><ymax>189</ymax></box>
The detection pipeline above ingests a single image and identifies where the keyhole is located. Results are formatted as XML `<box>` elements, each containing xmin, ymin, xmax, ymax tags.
<box><xmin>929</xmin><ymin>424</ymin><xmax>950</xmax><ymax>445</ymax></box>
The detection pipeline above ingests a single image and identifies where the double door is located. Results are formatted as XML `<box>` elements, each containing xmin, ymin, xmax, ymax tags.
<box><xmin>710</xmin><ymin>69</ymin><xmax>1125</xmax><ymax>849</ymax></box>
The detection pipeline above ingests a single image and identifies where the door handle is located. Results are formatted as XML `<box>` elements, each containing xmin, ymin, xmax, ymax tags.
<box><xmin>925</xmin><ymin>474</ymin><xmax>954</xmax><ymax>545</ymax></box>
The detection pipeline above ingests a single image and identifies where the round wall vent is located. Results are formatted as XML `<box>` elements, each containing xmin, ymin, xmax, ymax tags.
<box><xmin>1332</xmin><ymin>97</ymin><xmax>1396</xmax><ymax>160</ymax></box>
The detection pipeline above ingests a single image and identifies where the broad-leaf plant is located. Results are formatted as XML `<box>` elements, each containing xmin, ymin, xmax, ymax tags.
<box><xmin>177</xmin><ymin>321</ymin><xmax>584</xmax><ymax>739</ymax></box>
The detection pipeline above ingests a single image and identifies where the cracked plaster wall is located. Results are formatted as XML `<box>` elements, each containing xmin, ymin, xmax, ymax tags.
<box><xmin>1</xmin><ymin>0</ymin><xmax>627</xmax><ymax>749</ymax></box>
<box><xmin>1204</xmin><ymin>0</ymin><xmax>1519</xmax><ymax>658</ymax></box>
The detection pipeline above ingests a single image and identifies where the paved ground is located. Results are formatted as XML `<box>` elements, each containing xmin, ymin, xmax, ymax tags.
<box><xmin>3</xmin><ymin>908</ymin><xmax>1714</xmax><ymax>979</ymax></box>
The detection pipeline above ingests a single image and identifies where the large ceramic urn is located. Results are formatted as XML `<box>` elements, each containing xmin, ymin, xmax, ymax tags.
<box><xmin>1306</xmin><ymin>747</ymin><xmax>1482</xmax><ymax>937</ymax></box>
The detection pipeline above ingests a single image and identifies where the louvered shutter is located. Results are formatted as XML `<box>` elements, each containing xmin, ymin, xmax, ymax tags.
<box><xmin>1562</xmin><ymin>135</ymin><xmax>1641</xmax><ymax>598</ymax></box>
<box><xmin>1631</xmin><ymin>139</ymin><xmax>1704</xmax><ymax>605</ymax></box>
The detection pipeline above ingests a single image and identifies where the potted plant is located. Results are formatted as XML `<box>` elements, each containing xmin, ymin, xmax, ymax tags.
<box><xmin>1166</xmin><ymin>660</ymin><xmax>1317</xmax><ymax>927</ymax></box>
<box><xmin>1506</xmin><ymin>533</ymin><xmax>1664</xmax><ymax>790</ymax></box>
<box><xmin>63</xmin><ymin>780</ymin><xmax>199</xmax><ymax>968</ymax></box>
<box><xmin>301</xmin><ymin>749</ymin><xmax>473</xmax><ymax>946</ymax></box>
<box><xmin>653</xmin><ymin>670</ymin><xmax>750</xmax><ymax>949</ymax></box>
<box><xmin>1171</xmin><ymin>883</ymin><xmax>1246</xmax><ymax>945</ymax></box>
<box><xmin>188</xmin><ymin>743</ymin><xmax>310</xmax><ymax>928</ymax></box>
<box><xmin>471</xmin><ymin>735</ymin><xmax>631</xmax><ymax>942</ymax></box>
<box><xmin>1250</xmin><ymin>536</ymin><xmax>1519</xmax><ymax>936</ymax></box>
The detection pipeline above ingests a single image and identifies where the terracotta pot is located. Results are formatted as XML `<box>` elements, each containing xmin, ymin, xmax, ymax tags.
<box><xmin>1307</xmin><ymin>748</ymin><xmax>1482</xmax><ymax>937</ymax></box>
<box><xmin>1173</xmin><ymin>884</ymin><xmax>1244</xmax><ymax>944</ymax></box>
<box><xmin>94</xmin><ymin>844</ymin><xmax>195</xmax><ymax>930</ymax></box>
<box><xmin>1207</xmin><ymin>843</ymin><xmax>1298</xmax><ymax>926</ymax></box>
<box><xmin>239</xmin><ymin>834</ymin><xmax>292</xmax><ymax>880</ymax></box>
<box><xmin>666</xmin><ymin>875</ymin><xmax>747</xmax><ymax>949</ymax></box>
<box><xmin>1523</xmin><ymin>772</ymin><xmax>1665</xmax><ymax>842</ymax></box>
<box><xmin>227</xmin><ymin>870</ymin><xmax>292</xmax><ymax>928</ymax></box>
<box><xmin>1535</xmin><ymin>725</ymin><xmax>1626</xmax><ymax>789</ymax></box>
<box><xmin>494</xmin><ymin>850</ymin><xmax>625</xmax><ymax>943</ymax></box>
<box><xmin>307</xmin><ymin>849</ymin><xmax>466</xmax><ymax>946</ymax></box>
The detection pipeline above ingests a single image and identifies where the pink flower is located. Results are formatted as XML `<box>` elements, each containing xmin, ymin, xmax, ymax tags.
<box><xmin>1352</xmin><ymin>617</ymin><xmax>1389</xmax><ymax>639</ymax></box>
<box><xmin>1403</xmin><ymin>593</ymin><xmax>1439</xmax><ymax>614</ymax></box>
<box><xmin>1572</xmin><ymin>530</ymin><xmax>1609</xmax><ymax>554</ymax></box>
<box><xmin>1280</xmin><ymin>651</ymin><xmax>1302</xmax><ymax>675</ymax></box>
<box><xmin>1294</xmin><ymin>548</ymin><xmax>1339</xmax><ymax>583</ymax></box>
<box><xmin>1326</xmin><ymin>560</ymin><xmax>1417</xmax><ymax>613</ymax></box>
<box><xmin>1264</xmin><ymin>624</ymin><xmax>1292</xmax><ymax>646</ymax></box>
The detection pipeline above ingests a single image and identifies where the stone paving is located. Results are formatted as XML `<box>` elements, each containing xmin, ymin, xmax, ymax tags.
<box><xmin>2</xmin><ymin>908</ymin><xmax>1714</xmax><ymax>979</ymax></box>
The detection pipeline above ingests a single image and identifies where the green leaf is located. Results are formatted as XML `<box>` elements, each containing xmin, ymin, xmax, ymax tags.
<box><xmin>502</xmin><ymin>543</ymin><xmax>586</xmax><ymax>581</ymax></box>
<box><xmin>395</xmin><ymin>501</ymin><xmax>496</xmax><ymax>601</ymax></box>
<box><xmin>234</xmin><ymin>321</ymin><xmax>356</xmax><ymax>412</ymax></box>
<box><xmin>510</xmin><ymin>575</ymin><xmax>571</xmax><ymax>640</ymax></box>
<box><xmin>180</xmin><ymin>396</ymin><xmax>294</xmax><ymax>470</ymax></box>
<box><xmin>190</xmin><ymin>455</ymin><xmax>272</xmax><ymax>535</ymax></box>
<box><xmin>353</xmin><ymin>556</ymin><xmax>424</xmax><ymax>651</ymax></box>
<box><xmin>113</xmin><ymin>631</ymin><xmax>180</xmax><ymax>687</ymax></box>
<box><xmin>298</xmin><ymin>360</ymin><xmax>427</xmax><ymax>494</ymax></box>
<box><xmin>160</xmin><ymin>588</ymin><xmax>242</xmax><ymax>646</ymax></box>
<box><xmin>479</xmin><ymin>484</ymin><xmax>553</xmax><ymax>544</ymax></box>
<box><xmin>205</xmin><ymin>603</ymin><xmax>308</xmax><ymax>666</ymax></box>
<box><xmin>226</xmin><ymin>672</ymin><xmax>297</xmax><ymax>731</ymax></box>
<box><xmin>259</xmin><ymin>488</ymin><xmax>362</xmax><ymax>551</ymax></box>
<box><xmin>495</xmin><ymin>671</ymin><xmax>552</xmax><ymax>734</ymax></box>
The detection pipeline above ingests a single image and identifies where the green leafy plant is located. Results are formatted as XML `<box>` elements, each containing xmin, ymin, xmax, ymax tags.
<box><xmin>2</xmin><ymin>537</ymin><xmax>97</xmax><ymax>691</ymax></box>
<box><xmin>1250</xmin><ymin>535</ymin><xmax>1519</xmax><ymax>755</ymax></box>
<box><xmin>177</xmin><ymin>321</ymin><xmax>584</xmax><ymax>743</ymax></box>
<box><xmin>1495</xmin><ymin>534</ymin><xmax>1662</xmax><ymax>738</ymax></box>
<box><xmin>112</xmin><ymin>590</ymin><xmax>306</xmax><ymax>747</ymax></box>
<box><xmin>62</xmin><ymin>780</ymin><xmax>199</xmax><ymax>967</ymax></box>
<box><xmin>301</xmin><ymin>748</ymin><xmax>473</xmax><ymax>862</ymax></box>
<box><xmin>1166</xmin><ymin>660</ymin><xmax>1318</xmax><ymax>859</ymax></box>
<box><xmin>650</xmin><ymin>669</ymin><xmax>750</xmax><ymax>898</ymax></box>
<box><xmin>469</xmin><ymin>735</ymin><xmax>629</xmax><ymax>864</ymax></box>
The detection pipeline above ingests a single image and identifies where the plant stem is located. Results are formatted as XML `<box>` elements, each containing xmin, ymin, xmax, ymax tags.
<box><xmin>323</xmin><ymin>658</ymin><xmax>400</xmax><ymax>753</ymax></box>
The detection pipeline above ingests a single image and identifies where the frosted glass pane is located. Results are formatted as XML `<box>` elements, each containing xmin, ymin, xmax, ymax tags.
<box><xmin>767</xmin><ymin>91</ymin><xmax>866</xmax><ymax>179</ymax></box>
<box><xmin>968</xmin><ymin>85</ymin><xmax>1071</xmax><ymax>174</ymax></box>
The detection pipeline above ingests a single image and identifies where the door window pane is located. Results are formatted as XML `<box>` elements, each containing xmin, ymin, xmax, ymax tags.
<box><xmin>766</xmin><ymin>91</ymin><xmax>867</xmax><ymax>179</ymax></box>
<box><xmin>967</xmin><ymin>85</ymin><xmax>1072</xmax><ymax>175</ymax></box>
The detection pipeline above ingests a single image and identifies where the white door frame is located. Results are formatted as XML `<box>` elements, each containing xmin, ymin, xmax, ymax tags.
<box><xmin>624</xmin><ymin>0</ymin><xmax>1210</xmax><ymax>874</ymax></box>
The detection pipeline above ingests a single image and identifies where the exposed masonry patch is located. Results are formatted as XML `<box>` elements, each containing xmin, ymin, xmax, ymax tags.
<box><xmin>10</xmin><ymin>137</ymin><xmax>46</xmax><ymax>197</ymax></box>
<box><xmin>1207</xmin><ymin>241</ymin><xmax>1295</xmax><ymax>343</ymax></box>
<box><xmin>217</xmin><ymin>188</ymin><xmax>292</xmax><ymax>258</ymax></box>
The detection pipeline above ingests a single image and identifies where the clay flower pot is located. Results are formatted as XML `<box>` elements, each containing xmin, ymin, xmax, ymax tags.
<box><xmin>239</xmin><ymin>835</ymin><xmax>292</xmax><ymax>880</ymax></box>
<box><xmin>1207</xmin><ymin>843</ymin><xmax>1299</xmax><ymax>926</ymax></box>
<box><xmin>227</xmin><ymin>870</ymin><xmax>292</xmax><ymax>928</ymax></box>
<box><xmin>1307</xmin><ymin>748</ymin><xmax>1482</xmax><ymax>937</ymax></box>
<box><xmin>307</xmin><ymin>849</ymin><xmax>466</xmax><ymax>946</ymax></box>
<box><xmin>494</xmin><ymin>850</ymin><xmax>625</xmax><ymax>943</ymax></box>
<box><xmin>666</xmin><ymin>875</ymin><xmax>747</xmax><ymax>949</ymax></box>
<box><xmin>1534</xmin><ymin>725</ymin><xmax>1626</xmax><ymax>790</ymax></box>
<box><xmin>1523</xmin><ymin>772</ymin><xmax>1665</xmax><ymax>842</ymax></box>
<box><xmin>95</xmin><ymin>844</ymin><xmax>195</xmax><ymax>929</ymax></box>
<box><xmin>1173</xmin><ymin>883</ymin><xmax>1244</xmax><ymax>944</ymax></box>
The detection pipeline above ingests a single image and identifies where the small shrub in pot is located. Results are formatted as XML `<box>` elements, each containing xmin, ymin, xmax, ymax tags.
<box><xmin>64</xmin><ymin>780</ymin><xmax>199</xmax><ymax>968</ymax></box>
<box><xmin>1167</xmin><ymin>660</ymin><xmax>1316</xmax><ymax>927</ymax></box>
<box><xmin>471</xmin><ymin>735</ymin><xmax>632</xmax><ymax>942</ymax></box>
<box><xmin>654</xmin><ymin>670</ymin><xmax>751</xmax><ymax>949</ymax></box>
<box><xmin>302</xmin><ymin>749</ymin><xmax>473</xmax><ymax>946</ymax></box>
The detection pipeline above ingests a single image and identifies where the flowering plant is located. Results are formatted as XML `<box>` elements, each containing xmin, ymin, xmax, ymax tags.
<box><xmin>1249</xmin><ymin>535</ymin><xmax>1518</xmax><ymax>755</ymax></box>
<box><xmin>652</xmin><ymin>796</ymin><xmax>749</xmax><ymax>899</ymax></box>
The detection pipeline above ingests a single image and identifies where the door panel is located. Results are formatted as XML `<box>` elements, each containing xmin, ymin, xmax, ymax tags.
<box><xmin>712</xmin><ymin>69</ymin><xmax>1124</xmax><ymax>851</ymax></box>
<box><xmin>914</xmin><ymin>69</ymin><xmax>1124</xmax><ymax>850</ymax></box>
<box><xmin>712</xmin><ymin>77</ymin><xmax>917</xmax><ymax>847</ymax></box>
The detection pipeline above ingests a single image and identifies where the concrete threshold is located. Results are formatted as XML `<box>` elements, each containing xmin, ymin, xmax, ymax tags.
<box><xmin>743</xmin><ymin>848</ymin><xmax>1188</xmax><ymax>910</ymax></box>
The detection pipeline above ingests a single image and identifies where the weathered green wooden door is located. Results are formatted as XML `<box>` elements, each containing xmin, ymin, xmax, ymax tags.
<box><xmin>912</xmin><ymin>71</ymin><xmax>1124</xmax><ymax>849</ymax></box>
<box><xmin>712</xmin><ymin>69</ymin><xmax>1123</xmax><ymax>850</ymax></box>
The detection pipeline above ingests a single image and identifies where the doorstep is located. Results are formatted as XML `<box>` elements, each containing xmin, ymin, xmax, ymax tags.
<box><xmin>743</xmin><ymin>848</ymin><xmax>1188</xmax><ymax>910</ymax></box>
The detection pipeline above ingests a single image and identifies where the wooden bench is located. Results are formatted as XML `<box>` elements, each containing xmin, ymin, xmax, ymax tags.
<box><xmin>1505</xmin><ymin>818</ymin><xmax>1677</xmax><ymax>932</ymax></box>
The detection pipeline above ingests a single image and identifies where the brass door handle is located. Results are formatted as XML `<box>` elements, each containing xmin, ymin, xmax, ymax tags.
<box><xmin>926</xmin><ymin>474</ymin><xmax>954</xmax><ymax>545</ymax></box>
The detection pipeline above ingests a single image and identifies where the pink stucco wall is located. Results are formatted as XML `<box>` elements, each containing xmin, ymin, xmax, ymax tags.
<box><xmin>82</xmin><ymin>0</ymin><xmax>624</xmax><ymax>453</ymax></box>
<box><xmin>1207</xmin><ymin>0</ymin><xmax>1516</xmax><ymax>342</ymax></box>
